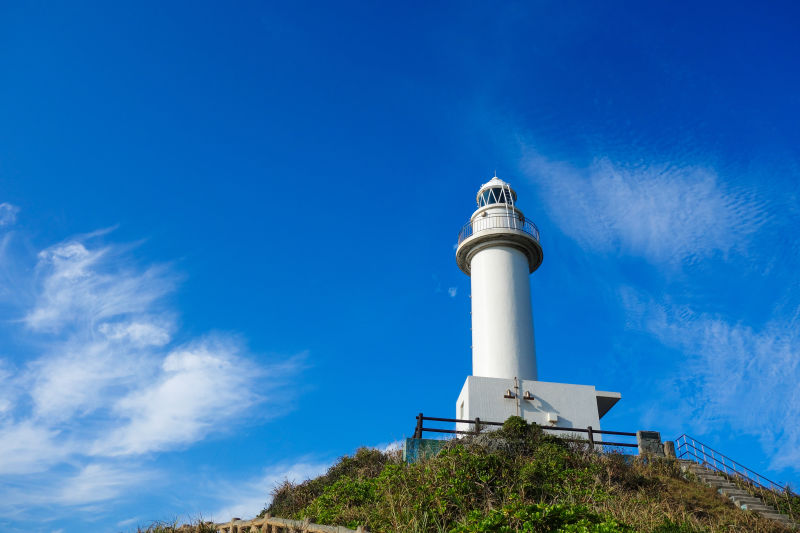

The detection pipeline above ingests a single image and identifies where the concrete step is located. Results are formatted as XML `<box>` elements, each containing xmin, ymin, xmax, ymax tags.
<box><xmin>732</xmin><ymin>496</ymin><xmax>765</xmax><ymax>505</ymax></box>
<box><xmin>681</xmin><ymin>461</ymin><xmax>799</xmax><ymax>529</ymax></box>
<box><xmin>754</xmin><ymin>511</ymin><xmax>798</xmax><ymax>527</ymax></box>
<box><xmin>688</xmin><ymin>464</ymin><xmax>715</xmax><ymax>469</ymax></box>
<box><xmin>724</xmin><ymin>490</ymin><xmax>757</xmax><ymax>498</ymax></box>
<box><xmin>757</xmin><ymin>512</ymin><xmax>797</xmax><ymax>527</ymax></box>
<box><xmin>741</xmin><ymin>504</ymin><xmax>774</xmax><ymax>512</ymax></box>
<box><xmin>697</xmin><ymin>476</ymin><xmax>731</xmax><ymax>485</ymax></box>
<box><xmin>757</xmin><ymin>512</ymin><xmax>787</xmax><ymax>522</ymax></box>
<box><xmin>690</xmin><ymin>468</ymin><xmax>734</xmax><ymax>481</ymax></box>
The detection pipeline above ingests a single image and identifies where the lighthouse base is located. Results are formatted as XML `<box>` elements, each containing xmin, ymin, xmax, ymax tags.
<box><xmin>455</xmin><ymin>376</ymin><xmax>620</xmax><ymax>435</ymax></box>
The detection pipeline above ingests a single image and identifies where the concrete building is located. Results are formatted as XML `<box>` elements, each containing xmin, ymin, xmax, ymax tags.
<box><xmin>455</xmin><ymin>177</ymin><xmax>620</xmax><ymax>433</ymax></box>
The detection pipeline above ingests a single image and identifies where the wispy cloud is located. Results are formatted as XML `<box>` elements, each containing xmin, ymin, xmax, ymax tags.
<box><xmin>0</xmin><ymin>230</ymin><xmax>302</xmax><ymax>517</ymax></box>
<box><xmin>447</xmin><ymin>287</ymin><xmax>458</xmax><ymax>298</ymax></box>
<box><xmin>373</xmin><ymin>440</ymin><xmax>403</xmax><ymax>453</ymax></box>
<box><xmin>522</xmin><ymin>153</ymin><xmax>770</xmax><ymax>267</ymax></box>
<box><xmin>0</xmin><ymin>203</ymin><xmax>20</xmax><ymax>227</ymax></box>
<box><xmin>95</xmin><ymin>337</ymin><xmax>267</xmax><ymax>456</ymax></box>
<box><xmin>0</xmin><ymin>462</ymin><xmax>156</xmax><ymax>519</ymax></box>
<box><xmin>24</xmin><ymin>238</ymin><xmax>175</xmax><ymax>333</ymax></box>
<box><xmin>0</xmin><ymin>420</ymin><xmax>69</xmax><ymax>475</ymax></box>
<box><xmin>622</xmin><ymin>288</ymin><xmax>800</xmax><ymax>471</ymax></box>
<box><xmin>211</xmin><ymin>460</ymin><xmax>330</xmax><ymax>521</ymax></box>
<box><xmin>53</xmin><ymin>463</ymin><xmax>156</xmax><ymax>506</ymax></box>
<box><xmin>519</xmin><ymin>147</ymin><xmax>800</xmax><ymax>478</ymax></box>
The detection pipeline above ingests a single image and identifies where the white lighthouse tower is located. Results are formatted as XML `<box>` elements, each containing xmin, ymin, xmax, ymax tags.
<box><xmin>456</xmin><ymin>177</ymin><xmax>541</xmax><ymax>382</ymax></box>
<box><xmin>455</xmin><ymin>177</ymin><xmax>620</xmax><ymax>432</ymax></box>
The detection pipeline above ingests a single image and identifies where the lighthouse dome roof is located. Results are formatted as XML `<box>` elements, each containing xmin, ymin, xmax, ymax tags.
<box><xmin>479</xmin><ymin>176</ymin><xmax>510</xmax><ymax>189</ymax></box>
<box><xmin>476</xmin><ymin>176</ymin><xmax>517</xmax><ymax>206</ymax></box>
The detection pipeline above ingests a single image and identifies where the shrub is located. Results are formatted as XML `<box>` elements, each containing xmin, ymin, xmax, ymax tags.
<box><xmin>451</xmin><ymin>502</ymin><xmax>633</xmax><ymax>532</ymax></box>
<box><xmin>500</xmin><ymin>416</ymin><xmax>530</xmax><ymax>439</ymax></box>
<box><xmin>301</xmin><ymin>476</ymin><xmax>377</xmax><ymax>528</ymax></box>
<box><xmin>265</xmin><ymin>447</ymin><xmax>391</xmax><ymax>517</ymax></box>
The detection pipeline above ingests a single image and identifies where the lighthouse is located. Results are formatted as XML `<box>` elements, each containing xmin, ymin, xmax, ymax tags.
<box><xmin>455</xmin><ymin>177</ymin><xmax>620</xmax><ymax>432</ymax></box>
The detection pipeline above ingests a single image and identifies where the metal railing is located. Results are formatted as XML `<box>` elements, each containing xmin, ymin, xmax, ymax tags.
<box><xmin>675</xmin><ymin>434</ymin><xmax>797</xmax><ymax>496</ymax></box>
<box><xmin>413</xmin><ymin>414</ymin><xmax>637</xmax><ymax>451</ymax></box>
<box><xmin>457</xmin><ymin>214</ymin><xmax>540</xmax><ymax>246</ymax></box>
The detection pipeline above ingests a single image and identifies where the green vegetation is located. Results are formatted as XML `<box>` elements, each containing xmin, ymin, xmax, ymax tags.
<box><xmin>262</xmin><ymin>417</ymin><xmax>791</xmax><ymax>532</ymax></box>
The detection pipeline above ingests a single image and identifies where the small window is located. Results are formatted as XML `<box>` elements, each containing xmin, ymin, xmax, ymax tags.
<box><xmin>494</xmin><ymin>188</ymin><xmax>512</xmax><ymax>204</ymax></box>
<box><xmin>479</xmin><ymin>187</ymin><xmax>513</xmax><ymax>206</ymax></box>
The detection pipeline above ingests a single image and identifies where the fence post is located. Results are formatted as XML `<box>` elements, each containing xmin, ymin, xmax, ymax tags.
<box><xmin>414</xmin><ymin>413</ymin><xmax>423</xmax><ymax>439</ymax></box>
<box><xmin>637</xmin><ymin>431</ymin><xmax>665</xmax><ymax>457</ymax></box>
<box><xmin>587</xmin><ymin>426</ymin><xmax>595</xmax><ymax>451</ymax></box>
<box><xmin>474</xmin><ymin>417</ymin><xmax>481</xmax><ymax>435</ymax></box>
<box><xmin>663</xmin><ymin>441</ymin><xmax>676</xmax><ymax>458</ymax></box>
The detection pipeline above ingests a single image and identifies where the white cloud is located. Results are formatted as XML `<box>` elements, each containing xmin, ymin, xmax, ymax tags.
<box><xmin>53</xmin><ymin>463</ymin><xmax>154</xmax><ymax>505</ymax></box>
<box><xmin>116</xmin><ymin>517</ymin><xmax>142</xmax><ymax>528</ymax></box>
<box><xmin>0</xmin><ymin>421</ymin><xmax>69</xmax><ymax>475</ymax></box>
<box><xmin>0</xmin><ymin>360</ymin><xmax>17</xmax><ymax>416</ymax></box>
<box><xmin>519</xmin><ymin>150</ymin><xmax>797</xmax><ymax>478</ymax></box>
<box><xmin>0</xmin><ymin>462</ymin><xmax>155</xmax><ymax>521</ymax></box>
<box><xmin>522</xmin><ymin>154</ymin><xmax>769</xmax><ymax>266</ymax></box>
<box><xmin>447</xmin><ymin>287</ymin><xmax>458</xmax><ymax>298</ymax></box>
<box><xmin>0</xmin><ymin>230</ymin><xmax>301</xmax><ymax>517</ymax></box>
<box><xmin>99</xmin><ymin>320</ymin><xmax>171</xmax><ymax>347</ymax></box>
<box><xmin>211</xmin><ymin>460</ymin><xmax>330</xmax><ymax>522</ymax></box>
<box><xmin>373</xmin><ymin>440</ymin><xmax>403</xmax><ymax>453</ymax></box>
<box><xmin>24</xmin><ymin>240</ymin><xmax>175</xmax><ymax>333</ymax></box>
<box><xmin>0</xmin><ymin>203</ymin><xmax>20</xmax><ymax>227</ymax></box>
<box><xmin>622</xmin><ymin>289</ymin><xmax>800</xmax><ymax>472</ymax></box>
<box><xmin>27</xmin><ymin>338</ymin><xmax>153</xmax><ymax>421</ymax></box>
<box><xmin>95</xmin><ymin>337</ymin><xmax>265</xmax><ymax>456</ymax></box>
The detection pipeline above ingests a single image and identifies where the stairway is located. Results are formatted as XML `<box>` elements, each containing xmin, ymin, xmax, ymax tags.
<box><xmin>680</xmin><ymin>460</ymin><xmax>798</xmax><ymax>530</ymax></box>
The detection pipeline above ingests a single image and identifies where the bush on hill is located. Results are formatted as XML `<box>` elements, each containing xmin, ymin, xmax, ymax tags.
<box><xmin>262</xmin><ymin>417</ymin><xmax>790</xmax><ymax>533</ymax></box>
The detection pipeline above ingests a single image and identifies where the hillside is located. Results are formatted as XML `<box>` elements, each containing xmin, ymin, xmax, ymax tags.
<box><xmin>259</xmin><ymin>418</ymin><xmax>796</xmax><ymax>533</ymax></box>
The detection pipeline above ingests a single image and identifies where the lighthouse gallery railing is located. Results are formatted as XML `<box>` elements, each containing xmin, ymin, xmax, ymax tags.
<box><xmin>458</xmin><ymin>214</ymin><xmax>540</xmax><ymax>246</ymax></box>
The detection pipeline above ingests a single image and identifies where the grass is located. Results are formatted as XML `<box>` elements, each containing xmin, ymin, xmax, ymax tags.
<box><xmin>259</xmin><ymin>417</ymin><xmax>793</xmax><ymax>533</ymax></box>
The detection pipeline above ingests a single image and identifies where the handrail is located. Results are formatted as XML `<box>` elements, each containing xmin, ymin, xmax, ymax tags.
<box><xmin>412</xmin><ymin>414</ymin><xmax>638</xmax><ymax>450</ymax></box>
<box><xmin>457</xmin><ymin>214</ymin><xmax>540</xmax><ymax>246</ymax></box>
<box><xmin>675</xmin><ymin>434</ymin><xmax>797</xmax><ymax>496</ymax></box>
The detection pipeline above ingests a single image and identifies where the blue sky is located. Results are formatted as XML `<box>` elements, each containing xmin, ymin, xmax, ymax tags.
<box><xmin>1</xmin><ymin>1</ymin><xmax>799</xmax><ymax>531</ymax></box>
